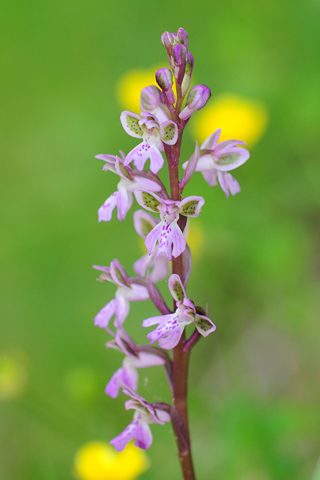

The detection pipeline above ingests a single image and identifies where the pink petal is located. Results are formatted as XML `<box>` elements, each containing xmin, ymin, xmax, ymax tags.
<box><xmin>145</xmin><ymin>222</ymin><xmax>163</xmax><ymax>256</ymax></box>
<box><xmin>202</xmin><ymin>170</ymin><xmax>218</xmax><ymax>187</ymax></box>
<box><xmin>94</xmin><ymin>299</ymin><xmax>116</xmax><ymax>329</ymax></box>
<box><xmin>110</xmin><ymin>422</ymin><xmax>137</xmax><ymax>452</ymax></box>
<box><xmin>168</xmin><ymin>274</ymin><xmax>186</xmax><ymax>302</ymax></box>
<box><xmin>120</xmin><ymin>111</ymin><xmax>143</xmax><ymax>139</ymax></box>
<box><xmin>149</xmin><ymin>145</ymin><xmax>164</xmax><ymax>174</ymax></box>
<box><xmin>134</xmin><ymin>422</ymin><xmax>153</xmax><ymax>450</ymax></box>
<box><xmin>98</xmin><ymin>192</ymin><xmax>118</xmax><ymax>222</ymax></box>
<box><xmin>201</xmin><ymin>129</ymin><xmax>221</xmax><ymax>150</ymax></box>
<box><xmin>116</xmin><ymin>188</ymin><xmax>133</xmax><ymax>221</ymax></box>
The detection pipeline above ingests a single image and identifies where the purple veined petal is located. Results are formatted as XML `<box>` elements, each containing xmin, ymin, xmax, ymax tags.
<box><xmin>110</xmin><ymin>421</ymin><xmax>138</xmax><ymax>452</ymax></box>
<box><xmin>194</xmin><ymin>314</ymin><xmax>216</xmax><ymax>337</ymax></box>
<box><xmin>179</xmin><ymin>195</ymin><xmax>205</xmax><ymax>218</ymax></box>
<box><xmin>168</xmin><ymin>222</ymin><xmax>187</xmax><ymax>259</ymax></box>
<box><xmin>120</xmin><ymin>111</ymin><xmax>143</xmax><ymax>139</ymax></box>
<box><xmin>156</xmin><ymin>322</ymin><xmax>185</xmax><ymax>350</ymax></box>
<box><xmin>201</xmin><ymin>128</ymin><xmax>221</xmax><ymax>150</ymax></box>
<box><xmin>125</xmin><ymin>284</ymin><xmax>149</xmax><ymax>302</ymax></box>
<box><xmin>134</xmin><ymin>190</ymin><xmax>162</xmax><ymax>213</ymax></box>
<box><xmin>149</xmin><ymin>145</ymin><xmax>164</xmax><ymax>174</ymax></box>
<box><xmin>125</xmin><ymin>142</ymin><xmax>149</xmax><ymax>170</ymax></box>
<box><xmin>218</xmin><ymin>171</ymin><xmax>241</xmax><ymax>198</ymax></box>
<box><xmin>145</xmin><ymin>314</ymin><xmax>181</xmax><ymax>345</ymax></box>
<box><xmin>212</xmin><ymin>147</ymin><xmax>250</xmax><ymax>172</ymax></box>
<box><xmin>160</xmin><ymin>121</ymin><xmax>178</xmax><ymax>146</ymax></box>
<box><xmin>114</xmin><ymin>295</ymin><xmax>130</xmax><ymax>326</ymax></box>
<box><xmin>116</xmin><ymin>187</ymin><xmax>133</xmax><ymax>222</ymax></box>
<box><xmin>201</xmin><ymin>169</ymin><xmax>218</xmax><ymax>187</ymax></box>
<box><xmin>145</xmin><ymin>222</ymin><xmax>163</xmax><ymax>256</ymax></box>
<box><xmin>133</xmin><ymin>210</ymin><xmax>158</xmax><ymax>239</ymax></box>
<box><xmin>168</xmin><ymin>274</ymin><xmax>186</xmax><ymax>303</ymax></box>
<box><xmin>149</xmin><ymin>254</ymin><xmax>170</xmax><ymax>283</ymax></box>
<box><xmin>98</xmin><ymin>192</ymin><xmax>118</xmax><ymax>222</ymax></box>
<box><xmin>142</xmin><ymin>313</ymin><xmax>172</xmax><ymax>328</ymax></box>
<box><xmin>94</xmin><ymin>299</ymin><xmax>116</xmax><ymax>329</ymax></box>
<box><xmin>134</xmin><ymin>422</ymin><xmax>153</xmax><ymax>450</ymax></box>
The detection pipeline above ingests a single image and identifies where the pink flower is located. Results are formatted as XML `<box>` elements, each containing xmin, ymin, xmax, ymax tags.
<box><xmin>96</xmin><ymin>154</ymin><xmax>161</xmax><ymax>222</ymax></box>
<box><xmin>110</xmin><ymin>388</ymin><xmax>170</xmax><ymax>451</ymax></box>
<box><xmin>93</xmin><ymin>260</ymin><xmax>149</xmax><ymax>330</ymax></box>
<box><xmin>142</xmin><ymin>274</ymin><xmax>216</xmax><ymax>349</ymax></box>
<box><xmin>133</xmin><ymin>210</ymin><xmax>170</xmax><ymax>283</ymax></box>
<box><xmin>120</xmin><ymin>111</ymin><xmax>178</xmax><ymax>174</ymax></box>
<box><xmin>105</xmin><ymin>329</ymin><xmax>165</xmax><ymax>398</ymax></box>
<box><xmin>183</xmin><ymin>128</ymin><xmax>250</xmax><ymax>197</ymax></box>
<box><xmin>134</xmin><ymin>191</ymin><xmax>205</xmax><ymax>260</ymax></box>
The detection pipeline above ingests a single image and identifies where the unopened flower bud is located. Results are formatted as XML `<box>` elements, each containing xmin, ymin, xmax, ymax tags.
<box><xmin>172</xmin><ymin>44</ymin><xmax>187</xmax><ymax>85</ymax></box>
<box><xmin>179</xmin><ymin>84</ymin><xmax>211</xmax><ymax>121</ymax></box>
<box><xmin>140</xmin><ymin>85</ymin><xmax>164</xmax><ymax>111</ymax></box>
<box><xmin>156</xmin><ymin>68</ymin><xmax>175</xmax><ymax>105</ymax></box>
<box><xmin>181</xmin><ymin>52</ymin><xmax>194</xmax><ymax>96</ymax></box>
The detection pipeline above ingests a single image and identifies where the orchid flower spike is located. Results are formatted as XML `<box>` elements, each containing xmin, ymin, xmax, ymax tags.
<box><xmin>93</xmin><ymin>260</ymin><xmax>149</xmax><ymax>330</ymax></box>
<box><xmin>120</xmin><ymin>111</ymin><xmax>178</xmax><ymax>174</ymax></box>
<box><xmin>142</xmin><ymin>274</ymin><xmax>216</xmax><ymax>350</ymax></box>
<box><xmin>110</xmin><ymin>388</ymin><xmax>171</xmax><ymax>451</ymax></box>
<box><xmin>96</xmin><ymin>154</ymin><xmax>162</xmax><ymax>222</ymax></box>
<box><xmin>182</xmin><ymin>128</ymin><xmax>250</xmax><ymax>197</ymax></box>
<box><xmin>105</xmin><ymin>328</ymin><xmax>165</xmax><ymax>398</ymax></box>
<box><xmin>134</xmin><ymin>191</ymin><xmax>205</xmax><ymax>260</ymax></box>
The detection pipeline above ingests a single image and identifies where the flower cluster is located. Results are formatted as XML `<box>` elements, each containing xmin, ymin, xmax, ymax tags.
<box><xmin>93</xmin><ymin>27</ymin><xmax>250</xmax><ymax>462</ymax></box>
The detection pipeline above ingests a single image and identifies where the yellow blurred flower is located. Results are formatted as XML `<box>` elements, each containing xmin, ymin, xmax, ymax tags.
<box><xmin>117</xmin><ymin>68</ymin><xmax>159</xmax><ymax>113</ymax></box>
<box><xmin>73</xmin><ymin>441</ymin><xmax>149</xmax><ymax>480</ymax></box>
<box><xmin>186</xmin><ymin>221</ymin><xmax>205</xmax><ymax>262</ymax></box>
<box><xmin>0</xmin><ymin>352</ymin><xmax>27</xmax><ymax>400</ymax></box>
<box><xmin>192</xmin><ymin>93</ymin><xmax>268</xmax><ymax>147</ymax></box>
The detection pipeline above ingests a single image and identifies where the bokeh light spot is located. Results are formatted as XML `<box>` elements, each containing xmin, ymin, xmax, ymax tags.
<box><xmin>73</xmin><ymin>441</ymin><xmax>149</xmax><ymax>480</ymax></box>
<box><xmin>192</xmin><ymin>93</ymin><xmax>268</xmax><ymax>147</ymax></box>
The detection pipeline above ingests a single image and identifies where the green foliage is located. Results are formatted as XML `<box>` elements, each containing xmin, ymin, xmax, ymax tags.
<box><xmin>1</xmin><ymin>0</ymin><xmax>320</xmax><ymax>479</ymax></box>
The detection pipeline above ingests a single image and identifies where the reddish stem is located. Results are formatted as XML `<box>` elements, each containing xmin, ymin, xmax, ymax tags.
<box><xmin>166</xmin><ymin>115</ymin><xmax>196</xmax><ymax>480</ymax></box>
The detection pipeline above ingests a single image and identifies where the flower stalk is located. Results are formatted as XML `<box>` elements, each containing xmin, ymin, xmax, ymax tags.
<box><xmin>93</xmin><ymin>27</ymin><xmax>250</xmax><ymax>480</ymax></box>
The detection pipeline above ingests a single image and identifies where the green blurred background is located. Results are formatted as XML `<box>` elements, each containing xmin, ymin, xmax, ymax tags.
<box><xmin>1</xmin><ymin>0</ymin><xmax>320</xmax><ymax>479</ymax></box>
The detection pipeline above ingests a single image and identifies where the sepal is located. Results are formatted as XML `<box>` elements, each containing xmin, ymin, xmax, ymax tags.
<box><xmin>168</xmin><ymin>274</ymin><xmax>186</xmax><ymax>303</ymax></box>
<box><xmin>179</xmin><ymin>196</ymin><xmax>205</xmax><ymax>217</ymax></box>
<box><xmin>194</xmin><ymin>314</ymin><xmax>216</xmax><ymax>337</ymax></box>
<box><xmin>120</xmin><ymin>111</ymin><xmax>143</xmax><ymax>138</ymax></box>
